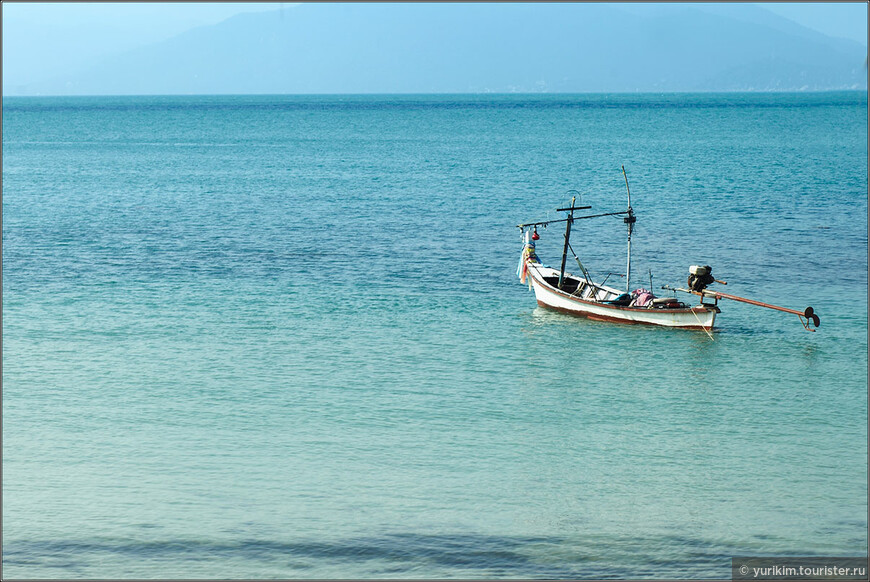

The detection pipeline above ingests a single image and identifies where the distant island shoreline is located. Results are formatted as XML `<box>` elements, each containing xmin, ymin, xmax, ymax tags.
<box><xmin>4</xmin><ymin>4</ymin><xmax>865</xmax><ymax>96</ymax></box>
<box><xmin>4</xmin><ymin>90</ymin><xmax>868</xmax><ymax>100</ymax></box>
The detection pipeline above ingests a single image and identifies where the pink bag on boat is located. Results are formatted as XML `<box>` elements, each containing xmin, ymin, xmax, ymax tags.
<box><xmin>632</xmin><ymin>289</ymin><xmax>654</xmax><ymax>307</ymax></box>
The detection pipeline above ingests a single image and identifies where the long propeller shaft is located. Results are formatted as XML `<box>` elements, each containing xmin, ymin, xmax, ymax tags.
<box><xmin>664</xmin><ymin>285</ymin><xmax>820</xmax><ymax>329</ymax></box>
<box><xmin>701</xmin><ymin>289</ymin><xmax>804</xmax><ymax>316</ymax></box>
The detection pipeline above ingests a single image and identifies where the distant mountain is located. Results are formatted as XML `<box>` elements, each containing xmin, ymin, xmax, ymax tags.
<box><xmin>8</xmin><ymin>2</ymin><xmax>867</xmax><ymax>95</ymax></box>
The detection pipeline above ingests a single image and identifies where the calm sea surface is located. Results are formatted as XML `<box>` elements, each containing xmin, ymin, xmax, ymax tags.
<box><xmin>3</xmin><ymin>93</ymin><xmax>867</xmax><ymax>579</ymax></box>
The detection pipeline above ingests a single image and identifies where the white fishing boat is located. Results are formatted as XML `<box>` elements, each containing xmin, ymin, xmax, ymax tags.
<box><xmin>517</xmin><ymin>167</ymin><xmax>820</xmax><ymax>332</ymax></box>
<box><xmin>521</xmin><ymin>262</ymin><xmax>719</xmax><ymax>330</ymax></box>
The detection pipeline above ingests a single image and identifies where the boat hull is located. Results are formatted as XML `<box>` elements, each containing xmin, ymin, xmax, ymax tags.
<box><xmin>526</xmin><ymin>264</ymin><xmax>718</xmax><ymax>330</ymax></box>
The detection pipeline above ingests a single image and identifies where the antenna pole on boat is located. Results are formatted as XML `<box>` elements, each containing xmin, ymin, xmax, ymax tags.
<box><xmin>622</xmin><ymin>165</ymin><xmax>636</xmax><ymax>294</ymax></box>
<box><xmin>558</xmin><ymin>196</ymin><xmax>575</xmax><ymax>290</ymax></box>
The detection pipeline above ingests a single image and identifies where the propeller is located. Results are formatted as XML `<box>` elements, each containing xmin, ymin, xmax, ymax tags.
<box><xmin>804</xmin><ymin>306</ymin><xmax>820</xmax><ymax>329</ymax></box>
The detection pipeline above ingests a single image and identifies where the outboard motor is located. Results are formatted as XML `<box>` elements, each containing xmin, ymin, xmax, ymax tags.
<box><xmin>687</xmin><ymin>265</ymin><xmax>715</xmax><ymax>292</ymax></box>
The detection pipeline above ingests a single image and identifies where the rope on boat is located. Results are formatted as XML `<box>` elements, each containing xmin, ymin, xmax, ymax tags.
<box><xmin>566</xmin><ymin>241</ymin><xmax>592</xmax><ymax>283</ymax></box>
<box><xmin>692</xmin><ymin>308</ymin><xmax>715</xmax><ymax>341</ymax></box>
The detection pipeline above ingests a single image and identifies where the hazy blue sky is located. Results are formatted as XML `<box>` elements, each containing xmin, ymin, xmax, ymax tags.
<box><xmin>3</xmin><ymin>2</ymin><xmax>867</xmax><ymax>45</ymax></box>
<box><xmin>758</xmin><ymin>2</ymin><xmax>867</xmax><ymax>43</ymax></box>
<box><xmin>3</xmin><ymin>2</ymin><xmax>866</xmax><ymax>95</ymax></box>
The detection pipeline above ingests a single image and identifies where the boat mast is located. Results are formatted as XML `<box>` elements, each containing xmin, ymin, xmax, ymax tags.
<box><xmin>622</xmin><ymin>165</ymin><xmax>636</xmax><ymax>294</ymax></box>
<box><xmin>558</xmin><ymin>196</ymin><xmax>575</xmax><ymax>290</ymax></box>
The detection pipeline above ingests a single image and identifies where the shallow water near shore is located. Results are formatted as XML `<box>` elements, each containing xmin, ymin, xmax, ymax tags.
<box><xmin>3</xmin><ymin>92</ymin><xmax>867</xmax><ymax>578</ymax></box>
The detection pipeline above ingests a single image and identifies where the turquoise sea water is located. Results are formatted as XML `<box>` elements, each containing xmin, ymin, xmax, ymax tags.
<box><xmin>2</xmin><ymin>93</ymin><xmax>867</xmax><ymax>579</ymax></box>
